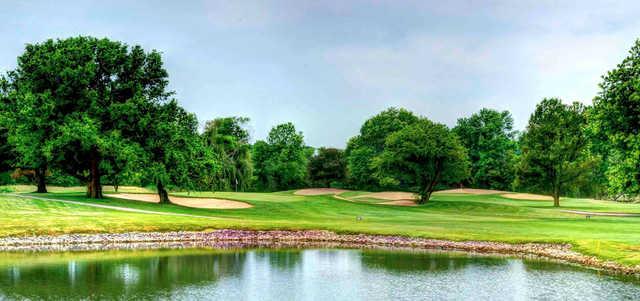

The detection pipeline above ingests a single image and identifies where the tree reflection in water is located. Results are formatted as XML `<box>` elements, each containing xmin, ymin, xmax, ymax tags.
<box><xmin>0</xmin><ymin>249</ymin><xmax>249</xmax><ymax>299</ymax></box>
<box><xmin>0</xmin><ymin>247</ymin><xmax>638</xmax><ymax>300</ymax></box>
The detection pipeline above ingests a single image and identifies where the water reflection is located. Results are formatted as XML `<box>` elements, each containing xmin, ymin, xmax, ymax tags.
<box><xmin>0</xmin><ymin>248</ymin><xmax>638</xmax><ymax>300</ymax></box>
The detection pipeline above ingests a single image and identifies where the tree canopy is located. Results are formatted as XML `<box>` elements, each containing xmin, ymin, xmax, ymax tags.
<box><xmin>453</xmin><ymin>109</ymin><xmax>517</xmax><ymax>190</ymax></box>
<box><xmin>202</xmin><ymin>117</ymin><xmax>253</xmax><ymax>191</ymax></box>
<box><xmin>345</xmin><ymin>108</ymin><xmax>418</xmax><ymax>189</ymax></box>
<box><xmin>589</xmin><ymin>39</ymin><xmax>640</xmax><ymax>199</ymax></box>
<box><xmin>4</xmin><ymin>36</ymin><xmax>183</xmax><ymax>198</ymax></box>
<box><xmin>0</xmin><ymin>77</ymin><xmax>14</xmax><ymax>173</ymax></box>
<box><xmin>308</xmin><ymin>148</ymin><xmax>346</xmax><ymax>188</ymax></box>
<box><xmin>516</xmin><ymin>98</ymin><xmax>592</xmax><ymax>206</ymax></box>
<box><xmin>374</xmin><ymin>118</ymin><xmax>470</xmax><ymax>203</ymax></box>
<box><xmin>252</xmin><ymin>122</ymin><xmax>310</xmax><ymax>191</ymax></box>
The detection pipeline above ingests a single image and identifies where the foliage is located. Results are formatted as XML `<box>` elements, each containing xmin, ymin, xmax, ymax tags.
<box><xmin>345</xmin><ymin>108</ymin><xmax>418</xmax><ymax>189</ymax></box>
<box><xmin>101</xmin><ymin>135</ymin><xmax>144</xmax><ymax>191</ymax></box>
<box><xmin>4</xmin><ymin>37</ymin><xmax>174</xmax><ymax>197</ymax></box>
<box><xmin>374</xmin><ymin>118</ymin><xmax>470</xmax><ymax>203</ymax></box>
<box><xmin>252</xmin><ymin>123</ymin><xmax>309</xmax><ymax>191</ymax></box>
<box><xmin>47</xmin><ymin>169</ymin><xmax>82</xmax><ymax>187</ymax></box>
<box><xmin>589</xmin><ymin>39</ymin><xmax>640</xmax><ymax>199</ymax></box>
<box><xmin>1</xmin><ymin>75</ymin><xmax>50</xmax><ymax>192</ymax></box>
<box><xmin>0</xmin><ymin>77</ymin><xmax>14</xmax><ymax>172</ymax></box>
<box><xmin>137</xmin><ymin>100</ymin><xmax>214</xmax><ymax>203</ymax></box>
<box><xmin>516</xmin><ymin>98</ymin><xmax>593</xmax><ymax>206</ymax></box>
<box><xmin>453</xmin><ymin>108</ymin><xmax>517</xmax><ymax>190</ymax></box>
<box><xmin>308</xmin><ymin>148</ymin><xmax>346</xmax><ymax>188</ymax></box>
<box><xmin>202</xmin><ymin>117</ymin><xmax>253</xmax><ymax>191</ymax></box>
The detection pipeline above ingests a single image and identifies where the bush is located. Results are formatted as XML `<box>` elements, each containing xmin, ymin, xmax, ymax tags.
<box><xmin>0</xmin><ymin>172</ymin><xmax>15</xmax><ymax>185</ymax></box>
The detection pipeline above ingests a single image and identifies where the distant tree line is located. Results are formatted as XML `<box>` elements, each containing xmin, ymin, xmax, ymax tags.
<box><xmin>2</xmin><ymin>36</ymin><xmax>640</xmax><ymax>205</ymax></box>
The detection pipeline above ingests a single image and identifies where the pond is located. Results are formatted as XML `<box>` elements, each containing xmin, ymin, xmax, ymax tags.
<box><xmin>0</xmin><ymin>247</ymin><xmax>638</xmax><ymax>300</ymax></box>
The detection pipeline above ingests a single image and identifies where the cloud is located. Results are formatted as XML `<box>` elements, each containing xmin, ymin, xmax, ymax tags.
<box><xmin>323</xmin><ymin>7</ymin><xmax>638</xmax><ymax>129</ymax></box>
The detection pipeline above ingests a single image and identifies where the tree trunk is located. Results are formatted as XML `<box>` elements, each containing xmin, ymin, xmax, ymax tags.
<box><xmin>87</xmin><ymin>150</ymin><xmax>103</xmax><ymax>199</ymax></box>
<box><xmin>553</xmin><ymin>192</ymin><xmax>560</xmax><ymax>207</ymax></box>
<box><xmin>157</xmin><ymin>181</ymin><xmax>170</xmax><ymax>204</ymax></box>
<box><xmin>419</xmin><ymin>191</ymin><xmax>432</xmax><ymax>205</ymax></box>
<box><xmin>34</xmin><ymin>166</ymin><xmax>47</xmax><ymax>193</ymax></box>
<box><xmin>418</xmin><ymin>164</ymin><xmax>442</xmax><ymax>205</ymax></box>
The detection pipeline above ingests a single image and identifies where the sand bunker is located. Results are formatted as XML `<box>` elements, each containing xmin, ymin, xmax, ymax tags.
<box><xmin>379</xmin><ymin>200</ymin><xmax>418</xmax><ymax>206</ymax></box>
<box><xmin>434</xmin><ymin>188</ymin><xmax>507</xmax><ymax>195</ymax></box>
<box><xmin>354</xmin><ymin>192</ymin><xmax>417</xmax><ymax>201</ymax></box>
<box><xmin>108</xmin><ymin>193</ymin><xmax>252</xmax><ymax>209</ymax></box>
<box><xmin>501</xmin><ymin>193</ymin><xmax>553</xmax><ymax>201</ymax></box>
<box><xmin>294</xmin><ymin>188</ymin><xmax>349</xmax><ymax>196</ymax></box>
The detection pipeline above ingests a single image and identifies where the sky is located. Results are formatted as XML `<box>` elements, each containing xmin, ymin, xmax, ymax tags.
<box><xmin>1</xmin><ymin>0</ymin><xmax>639</xmax><ymax>147</ymax></box>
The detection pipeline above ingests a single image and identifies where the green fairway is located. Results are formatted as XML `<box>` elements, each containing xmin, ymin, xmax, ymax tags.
<box><xmin>2</xmin><ymin>186</ymin><xmax>640</xmax><ymax>267</ymax></box>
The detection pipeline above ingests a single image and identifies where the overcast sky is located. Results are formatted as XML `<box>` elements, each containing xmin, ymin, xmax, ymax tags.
<box><xmin>1</xmin><ymin>1</ymin><xmax>638</xmax><ymax>147</ymax></box>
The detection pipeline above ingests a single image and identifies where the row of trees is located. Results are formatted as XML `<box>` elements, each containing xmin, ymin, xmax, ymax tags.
<box><xmin>0</xmin><ymin>37</ymin><xmax>342</xmax><ymax>202</ymax></box>
<box><xmin>337</xmin><ymin>40</ymin><xmax>640</xmax><ymax>205</ymax></box>
<box><xmin>2</xmin><ymin>36</ymin><xmax>640</xmax><ymax>206</ymax></box>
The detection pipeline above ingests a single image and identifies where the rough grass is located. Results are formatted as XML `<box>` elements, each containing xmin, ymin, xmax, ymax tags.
<box><xmin>2</xmin><ymin>186</ymin><xmax>640</xmax><ymax>267</ymax></box>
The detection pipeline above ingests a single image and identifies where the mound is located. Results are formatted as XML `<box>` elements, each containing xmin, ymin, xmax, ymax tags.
<box><xmin>108</xmin><ymin>193</ymin><xmax>252</xmax><ymax>209</ymax></box>
<box><xmin>353</xmin><ymin>192</ymin><xmax>417</xmax><ymax>201</ymax></box>
<box><xmin>501</xmin><ymin>193</ymin><xmax>553</xmax><ymax>201</ymax></box>
<box><xmin>294</xmin><ymin>188</ymin><xmax>349</xmax><ymax>196</ymax></box>
<box><xmin>434</xmin><ymin>188</ymin><xmax>507</xmax><ymax>195</ymax></box>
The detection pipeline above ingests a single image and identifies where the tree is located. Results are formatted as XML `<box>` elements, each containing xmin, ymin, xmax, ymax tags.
<box><xmin>1</xmin><ymin>82</ymin><xmax>50</xmax><ymax>193</ymax></box>
<box><xmin>0</xmin><ymin>77</ymin><xmax>15</xmax><ymax>174</ymax></box>
<box><xmin>346</xmin><ymin>108</ymin><xmax>418</xmax><ymax>189</ymax></box>
<box><xmin>516</xmin><ymin>98</ymin><xmax>592</xmax><ymax>207</ymax></box>
<box><xmin>6</xmin><ymin>37</ymin><xmax>172</xmax><ymax>198</ymax></box>
<box><xmin>139</xmin><ymin>100</ymin><xmax>208</xmax><ymax>204</ymax></box>
<box><xmin>589</xmin><ymin>39</ymin><xmax>640</xmax><ymax>199</ymax></box>
<box><xmin>252</xmin><ymin>123</ymin><xmax>309</xmax><ymax>191</ymax></box>
<box><xmin>374</xmin><ymin>118</ymin><xmax>470</xmax><ymax>204</ymax></box>
<box><xmin>102</xmin><ymin>136</ymin><xmax>144</xmax><ymax>192</ymax></box>
<box><xmin>308</xmin><ymin>148</ymin><xmax>346</xmax><ymax>188</ymax></box>
<box><xmin>202</xmin><ymin>117</ymin><xmax>253</xmax><ymax>191</ymax></box>
<box><xmin>453</xmin><ymin>109</ymin><xmax>517</xmax><ymax>190</ymax></box>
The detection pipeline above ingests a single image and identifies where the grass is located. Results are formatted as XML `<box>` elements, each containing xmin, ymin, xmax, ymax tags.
<box><xmin>2</xmin><ymin>185</ymin><xmax>640</xmax><ymax>267</ymax></box>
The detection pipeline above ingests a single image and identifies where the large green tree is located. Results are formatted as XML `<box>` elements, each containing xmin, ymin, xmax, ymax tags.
<box><xmin>202</xmin><ymin>117</ymin><xmax>253</xmax><ymax>191</ymax></box>
<box><xmin>589</xmin><ymin>39</ymin><xmax>640</xmax><ymax>199</ymax></box>
<box><xmin>308</xmin><ymin>148</ymin><xmax>346</xmax><ymax>188</ymax></box>
<box><xmin>6</xmin><ymin>37</ymin><xmax>172</xmax><ymax>198</ymax></box>
<box><xmin>374</xmin><ymin>118</ymin><xmax>470</xmax><ymax>204</ymax></box>
<box><xmin>138</xmin><ymin>100</ymin><xmax>213</xmax><ymax>204</ymax></box>
<box><xmin>516</xmin><ymin>98</ymin><xmax>592</xmax><ymax>207</ymax></box>
<box><xmin>252</xmin><ymin>122</ymin><xmax>309</xmax><ymax>191</ymax></box>
<box><xmin>345</xmin><ymin>108</ymin><xmax>418</xmax><ymax>189</ymax></box>
<box><xmin>453</xmin><ymin>108</ymin><xmax>517</xmax><ymax>190</ymax></box>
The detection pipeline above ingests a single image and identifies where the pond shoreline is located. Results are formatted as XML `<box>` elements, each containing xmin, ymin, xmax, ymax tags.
<box><xmin>0</xmin><ymin>229</ymin><xmax>637</xmax><ymax>275</ymax></box>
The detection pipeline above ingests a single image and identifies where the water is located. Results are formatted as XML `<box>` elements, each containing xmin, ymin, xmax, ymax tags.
<box><xmin>0</xmin><ymin>248</ymin><xmax>638</xmax><ymax>300</ymax></box>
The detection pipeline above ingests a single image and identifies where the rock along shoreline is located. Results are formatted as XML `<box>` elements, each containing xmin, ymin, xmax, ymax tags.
<box><xmin>0</xmin><ymin>229</ymin><xmax>637</xmax><ymax>276</ymax></box>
